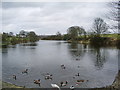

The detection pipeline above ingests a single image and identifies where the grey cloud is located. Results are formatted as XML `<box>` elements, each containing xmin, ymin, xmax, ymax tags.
<box><xmin>2</xmin><ymin>2</ymin><xmax>111</xmax><ymax>35</ymax></box>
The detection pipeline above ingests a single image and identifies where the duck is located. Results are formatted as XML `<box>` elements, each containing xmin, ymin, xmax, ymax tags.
<box><xmin>61</xmin><ymin>64</ymin><xmax>66</xmax><ymax>69</ymax></box>
<box><xmin>34</xmin><ymin>79</ymin><xmax>41</xmax><ymax>86</ymax></box>
<box><xmin>78</xmin><ymin>66</ymin><xmax>80</xmax><ymax>68</ymax></box>
<box><xmin>75</xmin><ymin>73</ymin><xmax>80</xmax><ymax>76</ymax></box>
<box><xmin>44</xmin><ymin>73</ymin><xmax>53</xmax><ymax>80</ymax></box>
<box><xmin>76</xmin><ymin>58</ymin><xmax>80</xmax><ymax>60</ymax></box>
<box><xmin>22</xmin><ymin>69</ymin><xmax>28</xmax><ymax>74</ymax></box>
<box><xmin>13</xmin><ymin>75</ymin><xmax>17</xmax><ymax>80</ymax></box>
<box><xmin>60</xmin><ymin>81</ymin><xmax>68</xmax><ymax>87</ymax></box>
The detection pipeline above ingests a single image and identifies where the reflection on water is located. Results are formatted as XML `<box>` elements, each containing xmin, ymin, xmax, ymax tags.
<box><xmin>68</xmin><ymin>42</ymin><xmax>87</xmax><ymax>61</ymax></box>
<box><xmin>68</xmin><ymin>42</ymin><xmax>107</xmax><ymax>69</ymax></box>
<box><xmin>2</xmin><ymin>40</ymin><xmax>118</xmax><ymax>88</ymax></box>
<box><xmin>92</xmin><ymin>47</ymin><xmax>107</xmax><ymax>70</ymax></box>
<box><xmin>20</xmin><ymin>42</ymin><xmax>37</xmax><ymax>46</ymax></box>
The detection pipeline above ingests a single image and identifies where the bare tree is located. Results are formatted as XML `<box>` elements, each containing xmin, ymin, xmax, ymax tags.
<box><xmin>92</xmin><ymin>18</ymin><xmax>108</xmax><ymax>35</ymax></box>
<box><xmin>107</xmin><ymin>0</ymin><xmax>120</xmax><ymax>34</ymax></box>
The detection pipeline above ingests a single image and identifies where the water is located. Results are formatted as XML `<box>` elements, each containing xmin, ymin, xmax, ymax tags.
<box><xmin>2</xmin><ymin>40</ymin><xmax>118</xmax><ymax>88</ymax></box>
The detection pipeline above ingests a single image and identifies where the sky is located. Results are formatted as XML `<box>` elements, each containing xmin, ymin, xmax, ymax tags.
<box><xmin>1</xmin><ymin>1</ymin><xmax>114</xmax><ymax>35</ymax></box>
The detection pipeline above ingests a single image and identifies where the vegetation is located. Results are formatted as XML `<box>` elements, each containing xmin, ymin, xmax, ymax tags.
<box><xmin>1</xmin><ymin>81</ymin><xmax>23</xmax><ymax>88</ymax></box>
<box><xmin>67</xmin><ymin>26</ymin><xmax>86</xmax><ymax>41</ymax></box>
<box><xmin>92</xmin><ymin>18</ymin><xmax>109</xmax><ymax>35</ymax></box>
<box><xmin>1</xmin><ymin>17</ymin><xmax>120</xmax><ymax>49</ymax></box>
<box><xmin>1</xmin><ymin>30</ymin><xmax>39</xmax><ymax>48</ymax></box>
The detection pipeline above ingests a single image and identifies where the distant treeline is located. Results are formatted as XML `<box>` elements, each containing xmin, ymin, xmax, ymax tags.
<box><xmin>1</xmin><ymin>17</ymin><xmax>120</xmax><ymax>48</ymax></box>
<box><xmin>1</xmin><ymin>30</ymin><xmax>39</xmax><ymax>47</ymax></box>
<box><xmin>41</xmin><ymin>17</ymin><xmax>120</xmax><ymax>48</ymax></box>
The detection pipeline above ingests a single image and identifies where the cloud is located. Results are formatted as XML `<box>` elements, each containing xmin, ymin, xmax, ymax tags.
<box><xmin>2</xmin><ymin>2</ymin><xmax>111</xmax><ymax>35</ymax></box>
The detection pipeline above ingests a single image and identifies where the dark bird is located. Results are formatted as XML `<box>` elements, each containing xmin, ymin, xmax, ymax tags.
<box><xmin>13</xmin><ymin>75</ymin><xmax>17</xmax><ymax>80</ymax></box>
<box><xmin>75</xmin><ymin>73</ymin><xmax>80</xmax><ymax>76</ymax></box>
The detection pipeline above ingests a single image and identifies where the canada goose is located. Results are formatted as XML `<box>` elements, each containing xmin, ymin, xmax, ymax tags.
<box><xmin>45</xmin><ymin>76</ymin><xmax>52</xmax><ymax>80</ymax></box>
<box><xmin>60</xmin><ymin>81</ymin><xmax>68</xmax><ymax>87</ymax></box>
<box><xmin>44</xmin><ymin>74</ymin><xmax>53</xmax><ymax>80</ymax></box>
<box><xmin>34</xmin><ymin>79</ymin><xmax>41</xmax><ymax>86</ymax></box>
<box><xmin>75</xmin><ymin>73</ymin><xmax>80</xmax><ymax>76</ymax></box>
<box><xmin>22</xmin><ymin>69</ymin><xmax>28</xmax><ymax>74</ymax></box>
<box><xmin>61</xmin><ymin>64</ymin><xmax>64</xmax><ymax>67</ymax></box>
<box><xmin>60</xmin><ymin>82</ymin><xmax>63</xmax><ymax>87</ymax></box>
<box><xmin>13</xmin><ymin>75</ymin><xmax>16</xmax><ymax>80</ymax></box>
<box><xmin>61</xmin><ymin>64</ymin><xmax>66</xmax><ymax>69</ymax></box>
<box><xmin>76</xmin><ymin>58</ymin><xmax>80</xmax><ymax>60</ymax></box>
<box><xmin>65</xmin><ymin>81</ymin><xmax>68</xmax><ymax>84</ymax></box>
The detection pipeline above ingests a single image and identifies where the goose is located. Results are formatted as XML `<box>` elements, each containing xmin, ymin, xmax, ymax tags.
<box><xmin>60</xmin><ymin>81</ymin><xmax>68</xmax><ymax>87</ymax></box>
<box><xmin>75</xmin><ymin>73</ymin><xmax>80</xmax><ymax>76</ymax></box>
<box><xmin>76</xmin><ymin>58</ymin><xmax>80</xmax><ymax>60</ymax></box>
<box><xmin>22</xmin><ymin>69</ymin><xmax>28</xmax><ymax>74</ymax></box>
<box><xmin>34</xmin><ymin>79</ymin><xmax>41</xmax><ymax>86</ymax></box>
<box><xmin>13</xmin><ymin>75</ymin><xmax>17</xmax><ymax>80</ymax></box>
<box><xmin>44</xmin><ymin>74</ymin><xmax>53</xmax><ymax>80</ymax></box>
<box><xmin>51</xmin><ymin>84</ymin><xmax>60</xmax><ymax>90</ymax></box>
<box><xmin>61</xmin><ymin>64</ymin><xmax>66</xmax><ymax>69</ymax></box>
<box><xmin>78</xmin><ymin>66</ymin><xmax>80</xmax><ymax>68</ymax></box>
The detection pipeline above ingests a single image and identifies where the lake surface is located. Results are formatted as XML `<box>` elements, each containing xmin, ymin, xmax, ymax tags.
<box><xmin>2</xmin><ymin>40</ymin><xmax>118</xmax><ymax>88</ymax></box>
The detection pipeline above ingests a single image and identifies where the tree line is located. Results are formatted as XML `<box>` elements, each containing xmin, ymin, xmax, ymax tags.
<box><xmin>1</xmin><ymin>30</ymin><xmax>39</xmax><ymax>46</ymax></box>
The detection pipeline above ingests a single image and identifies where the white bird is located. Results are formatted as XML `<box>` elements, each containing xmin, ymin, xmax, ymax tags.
<box><xmin>70</xmin><ymin>85</ymin><xmax>75</xmax><ymax>90</ymax></box>
<box><xmin>51</xmin><ymin>84</ymin><xmax>60</xmax><ymax>90</ymax></box>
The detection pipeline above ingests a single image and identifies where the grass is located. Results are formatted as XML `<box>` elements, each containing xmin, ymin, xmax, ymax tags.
<box><xmin>0</xmin><ymin>81</ymin><xmax>23</xmax><ymax>88</ymax></box>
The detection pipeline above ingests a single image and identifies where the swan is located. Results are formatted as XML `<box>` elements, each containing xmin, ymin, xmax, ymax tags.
<box><xmin>51</xmin><ymin>84</ymin><xmax>60</xmax><ymax>90</ymax></box>
<box><xmin>70</xmin><ymin>85</ymin><xmax>75</xmax><ymax>90</ymax></box>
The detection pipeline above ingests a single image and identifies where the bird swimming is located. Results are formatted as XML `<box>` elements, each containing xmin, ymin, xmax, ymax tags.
<box><xmin>22</xmin><ymin>69</ymin><xmax>28</xmax><ymax>74</ymax></box>
<box><xmin>13</xmin><ymin>75</ymin><xmax>17</xmax><ymax>80</ymax></box>
<box><xmin>44</xmin><ymin>73</ymin><xmax>53</xmax><ymax>80</ymax></box>
<box><xmin>70</xmin><ymin>85</ymin><xmax>74</xmax><ymax>90</ymax></box>
<box><xmin>51</xmin><ymin>84</ymin><xmax>60</xmax><ymax>90</ymax></box>
<box><xmin>60</xmin><ymin>81</ymin><xmax>68</xmax><ymax>87</ymax></box>
<box><xmin>61</xmin><ymin>64</ymin><xmax>66</xmax><ymax>69</ymax></box>
<box><xmin>75</xmin><ymin>73</ymin><xmax>80</xmax><ymax>76</ymax></box>
<box><xmin>34</xmin><ymin>79</ymin><xmax>41</xmax><ymax>86</ymax></box>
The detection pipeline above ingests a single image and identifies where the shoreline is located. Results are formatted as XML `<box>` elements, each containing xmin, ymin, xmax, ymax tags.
<box><xmin>0</xmin><ymin>81</ymin><xmax>23</xmax><ymax>88</ymax></box>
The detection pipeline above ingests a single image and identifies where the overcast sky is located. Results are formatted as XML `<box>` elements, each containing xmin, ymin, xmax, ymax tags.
<box><xmin>2</xmin><ymin>1</ymin><xmax>112</xmax><ymax>35</ymax></box>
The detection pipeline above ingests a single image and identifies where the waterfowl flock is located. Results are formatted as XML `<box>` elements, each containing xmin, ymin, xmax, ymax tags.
<box><xmin>11</xmin><ymin>64</ymin><xmax>89</xmax><ymax>89</ymax></box>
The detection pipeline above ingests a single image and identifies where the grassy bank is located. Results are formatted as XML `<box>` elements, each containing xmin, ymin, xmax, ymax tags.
<box><xmin>0</xmin><ymin>81</ymin><xmax>23</xmax><ymax>88</ymax></box>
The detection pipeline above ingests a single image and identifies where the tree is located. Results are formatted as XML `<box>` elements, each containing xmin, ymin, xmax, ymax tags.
<box><xmin>27</xmin><ymin>31</ymin><xmax>39</xmax><ymax>42</ymax></box>
<box><xmin>56</xmin><ymin>31</ymin><xmax>62</xmax><ymax>40</ymax></box>
<box><xmin>2</xmin><ymin>32</ymin><xmax>9</xmax><ymax>43</ymax></box>
<box><xmin>107</xmin><ymin>1</ymin><xmax>120</xmax><ymax>33</ymax></box>
<box><xmin>92</xmin><ymin>18</ymin><xmax>108</xmax><ymax>35</ymax></box>
<box><xmin>19</xmin><ymin>30</ymin><xmax>28</xmax><ymax>37</ymax></box>
<box><xmin>8</xmin><ymin>32</ymin><xmax>14</xmax><ymax>36</ymax></box>
<box><xmin>67</xmin><ymin>26</ymin><xmax>86</xmax><ymax>40</ymax></box>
